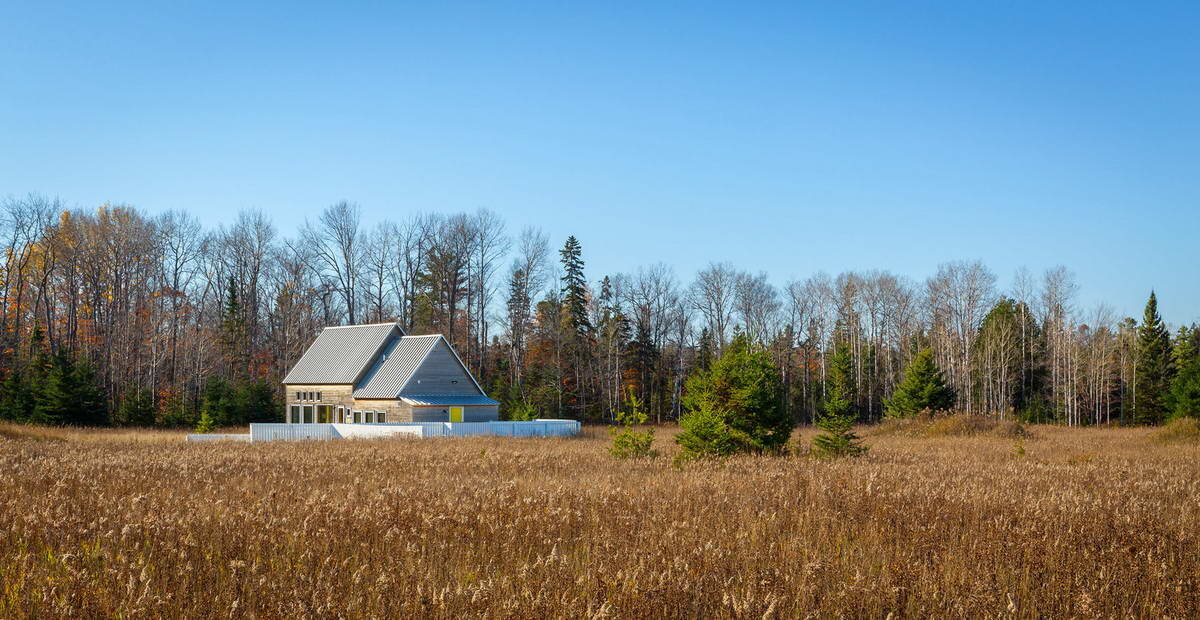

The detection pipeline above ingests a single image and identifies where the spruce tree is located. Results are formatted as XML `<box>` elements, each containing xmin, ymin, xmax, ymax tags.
<box><xmin>677</xmin><ymin>332</ymin><xmax>790</xmax><ymax>457</ymax></box>
<box><xmin>812</xmin><ymin>342</ymin><xmax>866</xmax><ymax>457</ymax></box>
<box><xmin>220</xmin><ymin>276</ymin><xmax>249</xmax><ymax>377</ymax></box>
<box><xmin>886</xmin><ymin>349</ymin><xmax>956</xmax><ymax>417</ymax></box>
<box><xmin>0</xmin><ymin>369</ymin><xmax>32</xmax><ymax>422</ymax></box>
<box><xmin>32</xmin><ymin>354</ymin><xmax>74</xmax><ymax>425</ymax></box>
<box><xmin>71</xmin><ymin>357</ymin><xmax>107</xmax><ymax>425</ymax></box>
<box><xmin>1135</xmin><ymin>292</ymin><xmax>1175</xmax><ymax>424</ymax></box>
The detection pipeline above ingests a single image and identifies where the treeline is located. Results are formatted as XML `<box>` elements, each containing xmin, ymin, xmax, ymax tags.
<box><xmin>0</xmin><ymin>193</ymin><xmax>1196</xmax><ymax>427</ymax></box>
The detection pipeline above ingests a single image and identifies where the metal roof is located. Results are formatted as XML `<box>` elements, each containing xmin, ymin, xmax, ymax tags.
<box><xmin>351</xmin><ymin>335</ymin><xmax>441</xmax><ymax>399</ymax></box>
<box><xmin>400</xmin><ymin>394</ymin><xmax>501</xmax><ymax>406</ymax></box>
<box><xmin>281</xmin><ymin>323</ymin><xmax>402</xmax><ymax>385</ymax></box>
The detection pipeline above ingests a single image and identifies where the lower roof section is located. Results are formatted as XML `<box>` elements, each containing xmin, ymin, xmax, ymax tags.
<box><xmin>400</xmin><ymin>394</ymin><xmax>501</xmax><ymax>406</ymax></box>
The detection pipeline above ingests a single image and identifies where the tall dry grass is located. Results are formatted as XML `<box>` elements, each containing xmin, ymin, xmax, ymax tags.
<box><xmin>0</xmin><ymin>423</ymin><xmax>1197</xmax><ymax>618</ymax></box>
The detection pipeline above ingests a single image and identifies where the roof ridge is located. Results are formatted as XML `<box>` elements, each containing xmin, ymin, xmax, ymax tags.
<box><xmin>323</xmin><ymin>322</ymin><xmax>402</xmax><ymax>330</ymax></box>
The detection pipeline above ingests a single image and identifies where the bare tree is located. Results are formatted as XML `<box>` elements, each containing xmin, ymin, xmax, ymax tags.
<box><xmin>688</xmin><ymin>262</ymin><xmax>739</xmax><ymax>353</ymax></box>
<box><xmin>301</xmin><ymin>201</ymin><xmax>363</xmax><ymax>324</ymax></box>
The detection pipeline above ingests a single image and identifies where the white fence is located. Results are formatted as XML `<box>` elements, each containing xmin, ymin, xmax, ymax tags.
<box><xmin>239</xmin><ymin>419</ymin><xmax>582</xmax><ymax>442</ymax></box>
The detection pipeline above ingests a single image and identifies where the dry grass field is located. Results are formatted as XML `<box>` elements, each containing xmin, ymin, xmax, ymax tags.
<box><xmin>0</xmin><ymin>421</ymin><xmax>1197</xmax><ymax>618</ymax></box>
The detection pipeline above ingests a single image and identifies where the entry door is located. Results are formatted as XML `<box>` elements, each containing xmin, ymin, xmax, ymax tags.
<box><xmin>449</xmin><ymin>407</ymin><xmax>464</xmax><ymax>423</ymax></box>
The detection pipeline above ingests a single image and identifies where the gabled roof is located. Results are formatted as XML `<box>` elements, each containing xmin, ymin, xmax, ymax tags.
<box><xmin>352</xmin><ymin>334</ymin><xmax>486</xmax><ymax>399</ymax></box>
<box><xmin>282</xmin><ymin>322</ymin><xmax>402</xmax><ymax>385</ymax></box>
<box><xmin>351</xmin><ymin>335</ymin><xmax>440</xmax><ymax>398</ymax></box>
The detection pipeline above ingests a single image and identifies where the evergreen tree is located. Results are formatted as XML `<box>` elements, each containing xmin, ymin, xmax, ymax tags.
<box><xmin>677</xmin><ymin>332</ymin><xmax>790</xmax><ymax>457</ymax></box>
<box><xmin>220</xmin><ymin>276</ymin><xmax>249</xmax><ymax>377</ymax></box>
<box><xmin>199</xmin><ymin>377</ymin><xmax>237</xmax><ymax>427</ymax></box>
<box><xmin>695</xmin><ymin>327</ymin><xmax>715</xmax><ymax>374</ymax></box>
<box><xmin>0</xmin><ymin>369</ymin><xmax>31</xmax><ymax>422</ymax></box>
<box><xmin>826</xmin><ymin>338</ymin><xmax>857</xmax><ymax>419</ymax></box>
<box><xmin>886</xmin><ymin>349</ymin><xmax>956</xmax><ymax>417</ymax></box>
<box><xmin>234</xmin><ymin>378</ymin><xmax>280</xmax><ymax>424</ymax></box>
<box><xmin>71</xmin><ymin>357</ymin><xmax>107</xmax><ymax>425</ymax></box>
<box><xmin>1167</xmin><ymin>357</ymin><xmax>1200</xmax><ymax>419</ymax></box>
<box><xmin>114</xmin><ymin>387</ymin><xmax>156</xmax><ymax>426</ymax></box>
<box><xmin>558</xmin><ymin>236</ymin><xmax>591</xmax><ymax>336</ymax></box>
<box><xmin>26</xmin><ymin>324</ymin><xmax>50</xmax><ymax>414</ymax></box>
<box><xmin>31</xmin><ymin>354</ymin><xmax>75</xmax><ymax>425</ymax></box>
<box><xmin>1174</xmin><ymin>324</ymin><xmax>1200</xmax><ymax>370</ymax></box>
<box><xmin>812</xmin><ymin>342</ymin><xmax>867</xmax><ymax>457</ymax></box>
<box><xmin>1135</xmin><ymin>292</ymin><xmax>1175</xmax><ymax>424</ymax></box>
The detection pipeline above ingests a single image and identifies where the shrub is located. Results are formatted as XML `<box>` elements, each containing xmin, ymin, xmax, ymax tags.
<box><xmin>1152</xmin><ymin>417</ymin><xmax>1200</xmax><ymax>443</ymax></box>
<box><xmin>506</xmin><ymin>400</ymin><xmax>539</xmax><ymax>421</ymax></box>
<box><xmin>194</xmin><ymin>411</ymin><xmax>217</xmax><ymax>434</ymax></box>
<box><xmin>609</xmin><ymin>391</ymin><xmax>655</xmax><ymax>459</ymax></box>
<box><xmin>676</xmin><ymin>402</ymin><xmax>756</xmax><ymax>462</ymax></box>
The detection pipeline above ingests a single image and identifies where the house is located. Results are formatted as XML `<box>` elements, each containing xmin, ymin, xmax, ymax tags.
<box><xmin>281</xmin><ymin>322</ymin><xmax>499</xmax><ymax>424</ymax></box>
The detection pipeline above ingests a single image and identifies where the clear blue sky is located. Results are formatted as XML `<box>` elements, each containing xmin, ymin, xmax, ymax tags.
<box><xmin>2</xmin><ymin>2</ymin><xmax>1197</xmax><ymax>325</ymax></box>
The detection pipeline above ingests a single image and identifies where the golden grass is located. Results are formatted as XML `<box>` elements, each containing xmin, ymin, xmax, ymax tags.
<box><xmin>0</xmin><ymin>424</ymin><xmax>1197</xmax><ymax>618</ymax></box>
<box><xmin>872</xmin><ymin>412</ymin><xmax>1030</xmax><ymax>439</ymax></box>
<box><xmin>1152</xmin><ymin>417</ymin><xmax>1200</xmax><ymax>443</ymax></box>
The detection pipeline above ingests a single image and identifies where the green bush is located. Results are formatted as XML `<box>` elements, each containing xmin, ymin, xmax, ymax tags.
<box><xmin>506</xmin><ymin>400</ymin><xmax>539</xmax><ymax>421</ymax></box>
<box><xmin>676</xmin><ymin>401</ymin><xmax>757</xmax><ymax>462</ymax></box>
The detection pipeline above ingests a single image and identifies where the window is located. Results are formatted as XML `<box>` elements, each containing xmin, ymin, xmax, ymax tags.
<box><xmin>295</xmin><ymin>391</ymin><xmax>301</xmax><ymax>401</ymax></box>
<box><xmin>365</xmin><ymin>411</ymin><xmax>375</xmax><ymax>424</ymax></box>
<box><xmin>377</xmin><ymin>411</ymin><xmax>386</xmax><ymax>424</ymax></box>
<box><xmin>317</xmin><ymin>391</ymin><xmax>322</xmax><ymax>401</ymax></box>
<box><xmin>289</xmin><ymin>405</ymin><xmax>300</xmax><ymax>424</ymax></box>
<box><xmin>353</xmin><ymin>410</ymin><xmax>361</xmax><ymax>423</ymax></box>
<box><xmin>302</xmin><ymin>405</ymin><xmax>314</xmax><ymax>423</ymax></box>
<box><xmin>337</xmin><ymin>406</ymin><xmax>344</xmax><ymax>423</ymax></box>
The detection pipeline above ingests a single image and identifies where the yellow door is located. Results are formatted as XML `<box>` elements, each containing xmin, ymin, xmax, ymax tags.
<box><xmin>450</xmin><ymin>407</ymin><xmax>464</xmax><ymax>422</ymax></box>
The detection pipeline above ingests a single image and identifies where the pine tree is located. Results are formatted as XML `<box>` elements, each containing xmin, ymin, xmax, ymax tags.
<box><xmin>886</xmin><ymin>349</ymin><xmax>956</xmax><ymax>417</ymax></box>
<box><xmin>812</xmin><ymin>342</ymin><xmax>867</xmax><ymax>457</ymax></box>
<box><xmin>558</xmin><ymin>236</ymin><xmax>590</xmax><ymax>337</ymax></box>
<box><xmin>557</xmin><ymin>236</ymin><xmax>592</xmax><ymax>417</ymax></box>
<box><xmin>1135</xmin><ymin>291</ymin><xmax>1175</xmax><ymax>425</ymax></box>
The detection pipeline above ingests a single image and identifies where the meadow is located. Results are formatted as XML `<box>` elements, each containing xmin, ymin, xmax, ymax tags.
<box><xmin>0</xmin><ymin>421</ymin><xmax>1197</xmax><ymax>618</ymax></box>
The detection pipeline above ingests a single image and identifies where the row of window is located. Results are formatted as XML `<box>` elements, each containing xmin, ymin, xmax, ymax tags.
<box><xmin>288</xmin><ymin>405</ymin><xmax>387</xmax><ymax>424</ymax></box>
<box><xmin>296</xmin><ymin>391</ymin><xmax>322</xmax><ymax>402</ymax></box>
